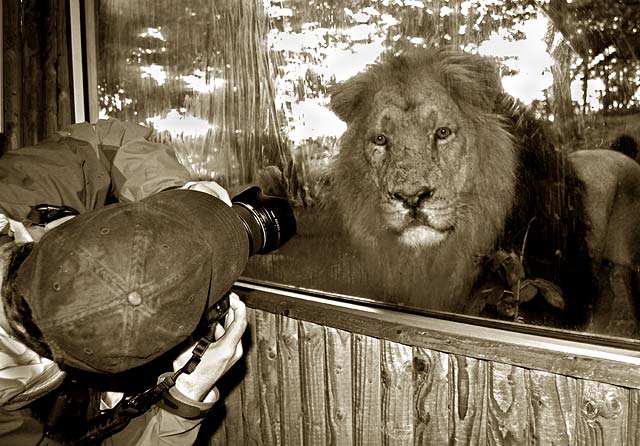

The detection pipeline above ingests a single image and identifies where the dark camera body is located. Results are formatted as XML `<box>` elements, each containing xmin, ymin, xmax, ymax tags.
<box><xmin>231</xmin><ymin>186</ymin><xmax>296</xmax><ymax>256</ymax></box>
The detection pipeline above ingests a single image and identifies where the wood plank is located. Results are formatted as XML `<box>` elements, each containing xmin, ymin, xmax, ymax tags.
<box><xmin>449</xmin><ymin>355</ymin><xmax>488</xmax><ymax>445</ymax></box>
<box><xmin>255</xmin><ymin>310</ymin><xmax>281</xmax><ymax>446</ymax></box>
<box><xmin>83</xmin><ymin>0</ymin><xmax>99</xmax><ymax>123</ymax></box>
<box><xmin>353</xmin><ymin>333</ymin><xmax>382</xmax><ymax>446</ymax></box>
<box><xmin>21</xmin><ymin>0</ymin><xmax>43</xmax><ymax>146</ymax></box>
<box><xmin>278</xmin><ymin>315</ymin><xmax>303</xmax><ymax>445</ymax></box>
<box><xmin>241</xmin><ymin>308</ymin><xmax>263</xmax><ymax>445</ymax></box>
<box><xmin>0</xmin><ymin>0</ymin><xmax>3</xmax><ymax>135</ymax></box>
<box><xmin>43</xmin><ymin>0</ymin><xmax>58</xmax><ymax>137</ymax></box>
<box><xmin>3</xmin><ymin>0</ymin><xmax>22</xmax><ymax>151</ymax></box>
<box><xmin>381</xmin><ymin>340</ymin><xmax>413</xmax><ymax>446</ymax></box>
<box><xmin>528</xmin><ymin>370</ymin><xmax>576</xmax><ymax>445</ymax></box>
<box><xmin>414</xmin><ymin>348</ymin><xmax>449</xmax><ymax>446</ymax></box>
<box><xmin>486</xmin><ymin>362</ymin><xmax>530</xmax><ymax>445</ymax></box>
<box><xmin>576</xmin><ymin>379</ymin><xmax>629</xmax><ymax>445</ymax></box>
<box><xmin>56</xmin><ymin>0</ymin><xmax>72</xmax><ymax>129</ymax></box>
<box><xmin>629</xmin><ymin>389</ymin><xmax>640</xmax><ymax>446</ymax></box>
<box><xmin>325</xmin><ymin>326</ymin><xmax>353</xmax><ymax>445</ymax></box>
<box><xmin>223</xmin><ymin>366</ymin><xmax>245</xmax><ymax>446</ymax></box>
<box><xmin>300</xmin><ymin>320</ymin><xmax>327</xmax><ymax>445</ymax></box>
<box><xmin>236</xmin><ymin>285</ymin><xmax>640</xmax><ymax>390</ymax></box>
<box><xmin>69</xmin><ymin>0</ymin><xmax>85</xmax><ymax>123</ymax></box>
<box><xmin>208</xmin><ymin>415</ymin><xmax>227</xmax><ymax>446</ymax></box>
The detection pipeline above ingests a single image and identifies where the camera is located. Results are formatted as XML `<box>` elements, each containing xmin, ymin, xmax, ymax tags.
<box><xmin>203</xmin><ymin>186</ymin><xmax>296</xmax><ymax>325</ymax></box>
<box><xmin>231</xmin><ymin>186</ymin><xmax>296</xmax><ymax>256</ymax></box>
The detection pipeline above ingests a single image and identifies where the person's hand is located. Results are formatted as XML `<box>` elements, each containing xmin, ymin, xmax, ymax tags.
<box><xmin>26</xmin><ymin>215</ymin><xmax>77</xmax><ymax>242</ymax></box>
<box><xmin>172</xmin><ymin>293</ymin><xmax>247</xmax><ymax>402</ymax></box>
<box><xmin>181</xmin><ymin>181</ymin><xmax>232</xmax><ymax>206</ymax></box>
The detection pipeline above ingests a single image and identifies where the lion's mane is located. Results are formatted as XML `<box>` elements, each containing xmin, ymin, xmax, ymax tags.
<box><xmin>328</xmin><ymin>48</ymin><xmax>595</xmax><ymax>328</ymax></box>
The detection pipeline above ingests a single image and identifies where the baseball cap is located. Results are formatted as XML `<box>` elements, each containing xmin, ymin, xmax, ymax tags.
<box><xmin>13</xmin><ymin>189</ymin><xmax>249</xmax><ymax>374</ymax></box>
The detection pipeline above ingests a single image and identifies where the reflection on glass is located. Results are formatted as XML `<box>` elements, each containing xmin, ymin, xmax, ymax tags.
<box><xmin>96</xmin><ymin>0</ymin><xmax>640</xmax><ymax>340</ymax></box>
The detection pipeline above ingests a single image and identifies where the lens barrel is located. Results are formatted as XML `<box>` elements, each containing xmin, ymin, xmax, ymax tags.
<box><xmin>231</xmin><ymin>186</ymin><xmax>296</xmax><ymax>255</ymax></box>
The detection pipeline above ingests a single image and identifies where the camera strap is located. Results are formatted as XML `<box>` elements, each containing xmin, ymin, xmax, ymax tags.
<box><xmin>64</xmin><ymin>323</ymin><xmax>218</xmax><ymax>446</ymax></box>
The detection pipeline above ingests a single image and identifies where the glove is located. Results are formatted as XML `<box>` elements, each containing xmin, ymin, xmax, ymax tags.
<box><xmin>181</xmin><ymin>181</ymin><xmax>232</xmax><ymax>206</ymax></box>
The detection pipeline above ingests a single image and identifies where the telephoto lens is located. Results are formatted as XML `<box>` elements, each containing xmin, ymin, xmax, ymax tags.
<box><xmin>231</xmin><ymin>186</ymin><xmax>296</xmax><ymax>255</ymax></box>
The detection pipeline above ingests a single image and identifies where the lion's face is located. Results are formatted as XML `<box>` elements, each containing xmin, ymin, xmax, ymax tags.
<box><xmin>330</xmin><ymin>49</ymin><xmax>517</xmax><ymax>257</ymax></box>
<box><xmin>356</xmin><ymin>81</ymin><xmax>479</xmax><ymax>247</ymax></box>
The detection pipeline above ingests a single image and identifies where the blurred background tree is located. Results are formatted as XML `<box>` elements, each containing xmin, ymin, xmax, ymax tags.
<box><xmin>96</xmin><ymin>0</ymin><xmax>640</xmax><ymax>202</ymax></box>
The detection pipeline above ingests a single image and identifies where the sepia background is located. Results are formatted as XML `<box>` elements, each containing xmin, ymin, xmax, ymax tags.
<box><xmin>94</xmin><ymin>0</ymin><xmax>640</xmax><ymax>341</ymax></box>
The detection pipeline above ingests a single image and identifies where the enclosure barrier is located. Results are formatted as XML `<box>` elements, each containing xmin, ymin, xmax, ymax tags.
<box><xmin>198</xmin><ymin>281</ymin><xmax>640</xmax><ymax>445</ymax></box>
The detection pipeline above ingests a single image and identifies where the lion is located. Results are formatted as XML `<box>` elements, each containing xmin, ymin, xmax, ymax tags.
<box><xmin>328</xmin><ymin>47</ymin><xmax>640</xmax><ymax>335</ymax></box>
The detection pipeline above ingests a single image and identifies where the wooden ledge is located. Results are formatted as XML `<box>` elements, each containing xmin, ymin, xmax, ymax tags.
<box><xmin>234</xmin><ymin>280</ymin><xmax>640</xmax><ymax>389</ymax></box>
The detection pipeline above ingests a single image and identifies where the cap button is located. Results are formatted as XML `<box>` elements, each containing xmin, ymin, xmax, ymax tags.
<box><xmin>127</xmin><ymin>291</ymin><xmax>142</xmax><ymax>306</ymax></box>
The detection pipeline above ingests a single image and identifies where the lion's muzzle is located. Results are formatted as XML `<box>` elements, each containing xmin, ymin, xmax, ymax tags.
<box><xmin>388</xmin><ymin>185</ymin><xmax>435</xmax><ymax>209</ymax></box>
<box><xmin>382</xmin><ymin>189</ymin><xmax>456</xmax><ymax>247</ymax></box>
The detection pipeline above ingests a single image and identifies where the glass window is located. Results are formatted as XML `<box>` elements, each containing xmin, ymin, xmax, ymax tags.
<box><xmin>95</xmin><ymin>0</ymin><xmax>640</xmax><ymax>343</ymax></box>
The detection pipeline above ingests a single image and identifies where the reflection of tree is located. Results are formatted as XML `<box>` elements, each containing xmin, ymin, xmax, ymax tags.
<box><xmin>543</xmin><ymin>0</ymin><xmax>640</xmax><ymax>112</ymax></box>
<box><xmin>97</xmin><ymin>0</ymin><xmax>639</xmax><ymax>199</ymax></box>
<box><xmin>98</xmin><ymin>0</ymin><xmax>290</xmax><ymax>188</ymax></box>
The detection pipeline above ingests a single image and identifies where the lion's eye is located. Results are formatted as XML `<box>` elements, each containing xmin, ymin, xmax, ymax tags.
<box><xmin>435</xmin><ymin>127</ymin><xmax>453</xmax><ymax>140</ymax></box>
<box><xmin>373</xmin><ymin>134</ymin><xmax>388</xmax><ymax>146</ymax></box>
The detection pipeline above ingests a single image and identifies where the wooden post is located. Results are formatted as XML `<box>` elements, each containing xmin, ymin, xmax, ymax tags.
<box><xmin>56</xmin><ymin>0</ymin><xmax>72</xmax><ymax>130</ymax></box>
<box><xmin>84</xmin><ymin>0</ymin><xmax>99</xmax><ymax>123</ymax></box>
<box><xmin>69</xmin><ymin>0</ymin><xmax>85</xmax><ymax>123</ymax></box>
<box><xmin>0</xmin><ymin>0</ymin><xmax>3</xmax><ymax>137</ymax></box>
<box><xmin>22</xmin><ymin>0</ymin><xmax>44</xmax><ymax>146</ymax></box>
<box><xmin>44</xmin><ymin>0</ymin><xmax>59</xmax><ymax>138</ymax></box>
<box><xmin>3</xmin><ymin>0</ymin><xmax>22</xmax><ymax>151</ymax></box>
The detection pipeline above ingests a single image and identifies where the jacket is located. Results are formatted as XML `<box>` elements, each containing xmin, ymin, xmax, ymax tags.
<box><xmin>0</xmin><ymin>119</ymin><xmax>211</xmax><ymax>445</ymax></box>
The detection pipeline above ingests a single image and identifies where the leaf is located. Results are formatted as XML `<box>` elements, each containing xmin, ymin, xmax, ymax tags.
<box><xmin>488</xmin><ymin>250</ymin><xmax>511</xmax><ymax>271</ymax></box>
<box><xmin>530</xmin><ymin>279</ymin><xmax>566</xmax><ymax>310</ymax></box>
<box><xmin>487</xmin><ymin>249</ymin><xmax>525</xmax><ymax>287</ymax></box>
<box><xmin>516</xmin><ymin>279</ymin><xmax>538</xmax><ymax>303</ymax></box>
<box><xmin>484</xmin><ymin>284</ymin><xmax>506</xmax><ymax>305</ymax></box>
<box><xmin>466</xmin><ymin>284</ymin><xmax>504</xmax><ymax>315</ymax></box>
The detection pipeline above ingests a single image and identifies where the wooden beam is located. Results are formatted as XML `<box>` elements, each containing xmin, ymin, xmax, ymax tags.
<box><xmin>0</xmin><ymin>0</ymin><xmax>3</xmax><ymax>135</ymax></box>
<box><xmin>69</xmin><ymin>0</ymin><xmax>85</xmax><ymax>123</ymax></box>
<box><xmin>56</xmin><ymin>0</ymin><xmax>72</xmax><ymax>130</ymax></box>
<box><xmin>234</xmin><ymin>280</ymin><xmax>640</xmax><ymax>390</ymax></box>
<box><xmin>3</xmin><ymin>0</ymin><xmax>22</xmax><ymax>150</ymax></box>
<box><xmin>84</xmin><ymin>0</ymin><xmax>98</xmax><ymax>123</ymax></box>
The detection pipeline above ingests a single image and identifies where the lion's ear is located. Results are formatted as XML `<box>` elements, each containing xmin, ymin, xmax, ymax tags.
<box><xmin>437</xmin><ymin>50</ymin><xmax>504</xmax><ymax>111</ymax></box>
<box><xmin>469</xmin><ymin>54</ymin><xmax>504</xmax><ymax>105</ymax></box>
<box><xmin>329</xmin><ymin>74</ymin><xmax>372</xmax><ymax>124</ymax></box>
<box><xmin>459</xmin><ymin>53</ymin><xmax>504</xmax><ymax>109</ymax></box>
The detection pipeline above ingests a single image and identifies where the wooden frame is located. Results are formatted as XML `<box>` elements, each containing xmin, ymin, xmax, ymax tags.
<box><xmin>215</xmin><ymin>292</ymin><xmax>640</xmax><ymax>445</ymax></box>
<box><xmin>80</xmin><ymin>0</ymin><xmax>640</xmax><ymax>390</ymax></box>
<box><xmin>69</xmin><ymin>0</ymin><xmax>85</xmax><ymax>123</ymax></box>
<box><xmin>69</xmin><ymin>0</ymin><xmax>99</xmax><ymax>124</ymax></box>
<box><xmin>84</xmin><ymin>0</ymin><xmax>98</xmax><ymax>123</ymax></box>
<box><xmin>0</xmin><ymin>0</ymin><xmax>3</xmax><ymax>134</ymax></box>
<box><xmin>235</xmin><ymin>280</ymin><xmax>640</xmax><ymax>390</ymax></box>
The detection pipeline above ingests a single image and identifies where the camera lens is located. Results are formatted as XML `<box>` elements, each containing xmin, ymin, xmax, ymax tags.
<box><xmin>231</xmin><ymin>186</ymin><xmax>296</xmax><ymax>255</ymax></box>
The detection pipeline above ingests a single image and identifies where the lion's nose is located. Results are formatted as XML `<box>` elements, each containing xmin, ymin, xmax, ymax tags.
<box><xmin>390</xmin><ymin>186</ymin><xmax>435</xmax><ymax>208</ymax></box>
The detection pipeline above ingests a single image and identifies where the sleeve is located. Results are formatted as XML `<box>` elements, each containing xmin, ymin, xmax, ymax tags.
<box><xmin>0</xmin><ymin>326</ymin><xmax>66</xmax><ymax>411</ymax></box>
<box><xmin>111</xmin><ymin>138</ymin><xmax>194</xmax><ymax>202</ymax></box>
<box><xmin>0</xmin><ymin>136</ymin><xmax>111</xmax><ymax>220</ymax></box>
<box><xmin>105</xmin><ymin>407</ymin><xmax>203</xmax><ymax>446</ymax></box>
<box><xmin>64</xmin><ymin>118</ymin><xmax>194</xmax><ymax>202</ymax></box>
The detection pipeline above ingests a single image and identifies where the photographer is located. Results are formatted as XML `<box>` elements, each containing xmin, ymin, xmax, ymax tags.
<box><xmin>0</xmin><ymin>119</ymin><xmax>249</xmax><ymax>445</ymax></box>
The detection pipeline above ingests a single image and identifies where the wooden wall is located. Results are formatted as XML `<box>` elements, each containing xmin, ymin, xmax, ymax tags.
<box><xmin>2</xmin><ymin>0</ymin><xmax>72</xmax><ymax>154</ymax></box>
<box><xmin>202</xmin><ymin>286</ymin><xmax>640</xmax><ymax>445</ymax></box>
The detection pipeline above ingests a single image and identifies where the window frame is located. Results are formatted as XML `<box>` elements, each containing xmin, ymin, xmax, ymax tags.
<box><xmin>78</xmin><ymin>1</ymin><xmax>640</xmax><ymax>378</ymax></box>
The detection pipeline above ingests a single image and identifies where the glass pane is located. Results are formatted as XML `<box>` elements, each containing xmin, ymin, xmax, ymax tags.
<box><xmin>96</xmin><ymin>0</ymin><xmax>640</xmax><ymax>343</ymax></box>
